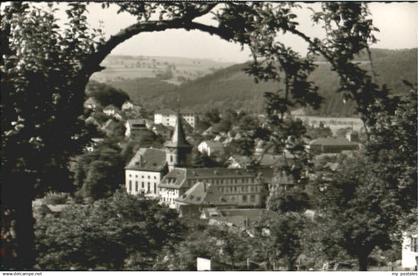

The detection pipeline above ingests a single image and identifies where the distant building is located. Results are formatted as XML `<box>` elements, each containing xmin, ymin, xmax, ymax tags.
<box><xmin>125</xmin><ymin>119</ymin><xmax>147</xmax><ymax>138</ymax></box>
<box><xmin>197</xmin><ymin>140</ymin><xmax>224</xmax><ymax>156</ymax></box>
<box><xmin>84</xmin><ymin>97</ymin><xmax>99</xmax><ymax>110</ymax></box>
<box><xmin>154</xmin><ymin>109</ymin><xmax>198</xmax><ymax>128</ymax></box>
<box><xmin>158</xmin><ymin>167</ymin><xmax>267</xmax><ymax>209</ymax></box>
<box><xmin>103</xmin><ymin>105</ymin><xmax>119</xmax><ymax>116</ymax></box>
<box><xmin>292</xmin><ymin>115</ymin><xmax>363</xmax><ymax>135</ymax></box>
<box><xmin>125</xmin><ymin>148</ymin><xmax>168</xmax><ymax>198</ymax></box>
<box><xmin>227</xmin><ymin>155</ymin><xmax>252</xmax><ymax>169</ymax></box>
<box><xmin>227</xmin><ymin>154</ymin><xmax>288</xmax><ymax>169</ymax></box>
<box><xmin>175</xmin><ymin>182</ymin><xmax>232</xmax><ymax>218</ymax></box>
<box><xmin>121</xmin><ymin>101</ymin><xmax>134</xmax><ymax>111</ymax></box>
<box><xmin>206</xmin><ymin>208</ymin><xmax>277</xmax><ymax>230</ymax></box>
<box><xmin>402</xmin><ymin>226</ymin><xmax>418</xmax><ymax>270</ymax></box>
<box><xmin>307</xmin><ymin>137</ymin><xmax>360</xmax><ymax>154</ymax></box>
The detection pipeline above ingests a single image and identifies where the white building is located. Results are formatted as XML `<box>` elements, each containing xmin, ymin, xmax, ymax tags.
<box><xmin>125</xmin><ymin>148</ymin><xmax>168</xmax><ymax>198</ymax></box>
<box><xmin>154</xmin><ymin>109</ymin><xmax>198</xmax><ymax>128</ymax></box>
<box><xmin>121</xmin><ymin>101</ymin><xmax>134</xmax><ymax>111</ymax></box>
<box><xmin>125</xmin><ymin>113</ymin><xmax>192</xmax><ymax>199</ymax></box>
<box><xmin>402</xmin><ymin>228</ymin><xmax>418</xmax><ymax>270</ymax></box>
<box><xmin>197</xmin><ymin>140</ymin><xmax>224</xmax><ymax>156</ymax></box>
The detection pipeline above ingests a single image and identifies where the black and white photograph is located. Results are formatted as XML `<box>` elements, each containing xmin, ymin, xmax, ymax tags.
<box><xmin>0</xmin><ymin>1</ymin><xmax>418</xmax><ymax>273</ymax></box>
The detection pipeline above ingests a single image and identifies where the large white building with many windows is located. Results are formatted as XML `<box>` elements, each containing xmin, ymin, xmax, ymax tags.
<box><xmin>154</xmin><ymin>109</ymin><xmax>198</xmax><ymax>129</ymax></box>
<box><xmin>125</xmin><ymin>148</ymin><xmax>168</xmax><ymax>198</ymax></box>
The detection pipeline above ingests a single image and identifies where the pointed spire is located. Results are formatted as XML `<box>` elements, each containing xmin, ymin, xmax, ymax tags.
<box><xmin>164</xmin><ymin>113</ymin><xmax>191</xmax><ymax>148</ymax></box>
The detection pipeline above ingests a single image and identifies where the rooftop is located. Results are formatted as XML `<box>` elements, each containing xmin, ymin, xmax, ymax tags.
<box><xmin>159</xmin><ymin>167</ymin><xmax>257</xmax><ymax>189</ymax></box>
<box><xmin>309</xmin><ymin>137</ymin><xmax>359</xmax><ymax>146</ymax></box>
<box><xmin>175</xmin><ymin>182</ymin><xmax>230</xmax><ymax>206</ymax></box>
<box><xmin>125</xmin><ymin>148</ymin><xmax>167</xmax><ymax>172</ymax></box>
<box><xmin>126</xmin><ymin>119</ymin><xmax>146</xmax><ymax>128</ymax></box>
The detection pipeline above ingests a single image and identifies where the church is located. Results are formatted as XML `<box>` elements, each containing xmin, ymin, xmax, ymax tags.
<box><xmin>125</xmin><ymin>112</ymin><xmax>268</xmax><ymax>209</ymax></box>
<box><xmin>124</xmin><ymin>112</ymin><xmax>192</xmax><ymax>198</ymax></box>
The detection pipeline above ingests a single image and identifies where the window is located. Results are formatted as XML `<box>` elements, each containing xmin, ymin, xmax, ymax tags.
<box><xmin>135</xmin><ymin>182</ymin><xmax>138</xmax><ymax>192</ymax></box>
<box><xmin>142</xmin><ymin>175</ymin><xmax>144</xmax><ymax>178</ymax></box>
<box><xmin>147</xmin><ymin>183</ymin><xmax>150</xmax><ymax>193</ymax></box>
<box><xmin>250</xmin><ymin>195</ymin><xmax>255</xmax><ymax>202</ymax></box>
<box><xmin>170</xmin><ymin>156</ymin><xmax>173</xmax><ymax>162</ymax></box>
<box><xmin>154</xmin><ymin>183</ymin><xmax>157</xmax><ymax>193</ymax></box>
<box><xmin>154</xmin><ymin>176</ymin><xmax>157</xmax><ymax>179</ymax></box>
<box><xmin>411</xmin><ymin>237</ymin><xmax>418</xmax><ymax>252</ymax></box>
<box><xmin>242</xmin><ymin>195</ymin><xmax>247</xmax><ymax>202</ymax></box>
<box><xmin>135</xmin><ymin>175</ymin><xmax>138</xmax><ymax>178</ymax></box>
<box><xmin>142</xmin><ymin>182</ymin><xmax>144</xmax><ymax>188</ymax></box>
<box><xmin>129</xmin><ymin>181</ymin><xmax>132</xmax><ymax>192</ymax></box>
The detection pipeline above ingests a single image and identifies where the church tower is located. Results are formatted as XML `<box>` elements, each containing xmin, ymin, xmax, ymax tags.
<box><xmin>164</xmin><ymin>113</ymin><xmax>192</xmax><ymax>171</ymax></box>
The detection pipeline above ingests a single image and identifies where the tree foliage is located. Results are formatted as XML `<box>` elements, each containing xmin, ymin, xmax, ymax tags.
<box><xmin>86</xmin><ymin>80</ymin><xmax>130</xmax><ymax>109</ymax></box>
<box><xmin>313</xmin><ymin>154</ymin><xmax>400</xmax><ymax>270</ymax></box>
<box><xmin>35</xmin><ymin>191</ymin><xmax>185</xmax><ymax>270</ymax></box>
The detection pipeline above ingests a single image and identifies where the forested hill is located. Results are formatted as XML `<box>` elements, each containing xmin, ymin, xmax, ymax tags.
<box><xmin>108</xmin><ymin>48</ymin><xmax>417</xmax><ymax>116</ymax></box>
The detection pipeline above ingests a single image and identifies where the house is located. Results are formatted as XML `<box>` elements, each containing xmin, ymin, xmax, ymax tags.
<box><xmin>154</xmin><ymin>109</ymin><xmax>199</xmax><ymax>129</ymax></box>
<box><xmin>307</xmin><ymin>137</ymin><xmax>360</xmax><ymax>154</ymax></box>
<box><xmin>103</xmin><ymin>105</ymin><xmax>119</xmax><ymax>116</ymax></box>
<box><xmin>227</xmin><ymin>154</ymin><xmax>288</xmax><ymax>169</ymax></box>
<box><xmin>402</xmin><ymin>226</ymin><xmax>418</xmax><ymax>270</ymax></box>
<box><xmin>152</xmin><ymin>124</ymin><xmax>173</xmax><ymax>140</ymax></box>
<box><xmin>197</xmin><ymin>140</ymin><xmax>224</xmax><ymax>156</ymax></box>
<box><xmin>159</xmin><ymin>167</ymin><xmax>268</xmax><ymax>209</ymax></box>
<box><xmin>207</xmin><ymin>208</ymin><xmax>277</xmax><ymax>230</ymax></box>
<box><xmin>83</xmin><ymin>97</ymin><xmax>99</xmax><ymax>110</ymax></box>
<box><xmin>268</xmin><ymin>169</ymin><xmax>296</xmax><ymax>196</ymax></box>
<box><xmin>121</xmin><ymin>101</ymin><xmax>134</xmax><ymax>111</ymax></box>
<box><xmin>175</xmin><ymin>182</ymin><xmax>232</xmax><ymax>218</ymax></box>
<box><xmin>125</xmin><ymin>148</ymin><xmax>168</xmax><ymax>198</ymax></box>
<box><xmin>125</xmin><ymin>119</ymin><xmax>147</xmax><ymax>138</ymax></box>
<box><xmin>227</xmin><ymin>155</ymin><xmax>253</xmax><ymax>169</ymax></box>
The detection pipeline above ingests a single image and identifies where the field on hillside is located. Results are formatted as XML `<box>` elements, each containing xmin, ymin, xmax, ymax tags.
<box><xmin>91</xmin><ymin>55</ymin><xmax>233</xmax><ymax>85</ymax></box>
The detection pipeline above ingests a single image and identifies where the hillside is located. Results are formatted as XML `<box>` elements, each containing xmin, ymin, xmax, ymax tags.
<box><xmin>106</xmin><ymin>48</ymin><xmax>417</xmax><ymax>116</ymax></box>
<box><xmin>91</xmin><ymin>55</ymin><xmax>233</xmax><ymax>85</ymax></box>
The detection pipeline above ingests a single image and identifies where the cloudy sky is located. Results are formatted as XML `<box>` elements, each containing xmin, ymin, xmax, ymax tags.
<box><xmin>54</xmin><ymin>2</ymin><xmax>418</xmax><ymax>62</ymax></box>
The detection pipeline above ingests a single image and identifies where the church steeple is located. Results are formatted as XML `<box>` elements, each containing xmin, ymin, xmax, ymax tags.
<box><xmin>165</xmin><ymin>112</ymin><xmax>192</xmax><ymax>171</ymax></box>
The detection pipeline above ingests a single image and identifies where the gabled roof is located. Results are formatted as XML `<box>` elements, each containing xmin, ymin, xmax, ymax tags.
<box><xmin>125</xmin><ymin>148</ymin><xmax>167</xmax><ymax>172</ymax></box>
<box><xmin>200</xmin><ymin>140</ymin><xmax>224</xmax><ymax>149</ymax></box>
<box><xmin>229</xmin><ymin>155</ymin><xmax>252</xmax><ymax>167</ymax></box>
<box><xmin>126</xmin><ymin>119</ymin><xmax>146</xmax><ymax>128</ymax></box>
<box><xmin>159</xmin><ymin>167</ymin><xmax>257</xmax><ymax>189</ymax></box>
<box><xmin>103</xmin><ymin>105</ymin><xmax>119</xmax><ymax>111</ymax></box>
<box><xmin>258</xmin><ymin>154</ymin><xmax>287</xmax><ymax>167</ymax></box>
<box><xmin>164</xmin><ymin>113</ymin><xmax>192</xmax><ymax>149</ymax></box>
<box><xmin>175</xmin><ymin>182</ymin><xmax>230</xmax><ymax>206</ymax></box>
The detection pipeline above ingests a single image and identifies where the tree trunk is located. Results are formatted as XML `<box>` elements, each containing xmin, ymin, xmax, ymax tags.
<box><xmin>1</xmin><ymin>173</ymin><xmax>35</xmax><ymax>270</ymax></box>
<box><xmin>358</xmin><ymin>254</ymin><xmax>369</xmax><ymax>271</ymax></box>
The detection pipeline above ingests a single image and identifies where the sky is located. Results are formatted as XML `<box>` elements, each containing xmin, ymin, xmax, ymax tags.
<box><xmin>39</xmin><ymin>2</ymin><xmax>419</xmax><ymax>63</ymax></box>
